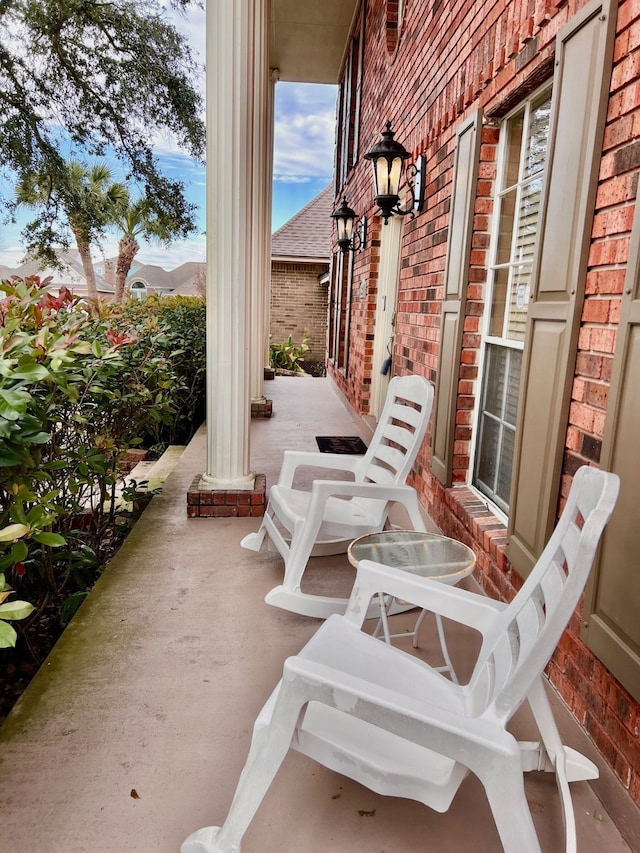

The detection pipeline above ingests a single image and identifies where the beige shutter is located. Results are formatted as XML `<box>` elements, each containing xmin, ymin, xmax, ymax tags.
<box><xmin>581</xmin><ymin>199</ymin><xmax>640</xmax><ymax>702</ymax></box>
<box><xmin>431</xmin><ymin>110</ymin><xmax>482</xmax><ymax>485</ymax></box>
<box><xmin>506</xmin><ymin>0</ymin><xmax>617</xmax><ymax>576</ymax></box>
<box><xmin>352</xmin><ymin>8</ymin><xmax>365</xmax><ymax>166</ymax></box>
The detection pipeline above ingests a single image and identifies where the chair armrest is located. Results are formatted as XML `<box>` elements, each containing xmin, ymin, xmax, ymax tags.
<box><xmin>308</xmin><ymin>481</ymin><xmax>427</xmax><ymax>531</ymax></box>
<box><xmin>310</xmin><ymin>480</ymin><xmax>418</xmax><ymax>501</ymax></box>
<box><xmin>278</xmin><ymin>450</ymin><xmax>362</xmax><ymax>487</ymax></box>
<box><xmin>344</xmin><ymin>559</ymin><xmax>505</xmax><ymax>634</ymax></box>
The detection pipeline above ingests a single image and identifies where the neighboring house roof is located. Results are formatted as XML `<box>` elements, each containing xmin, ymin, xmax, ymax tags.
<box><xmin>128</xmin><ymin>261</ymin><xmax>205</xmax><ymax>296</ymax></box>
<box><xmin>271</xmin><ymin>184</ymin><xmax>333</xmax><ymax>262</ymax></box>
<box><xmin>0</xmin><ymin>250</ymin><xmax>113</xmax><ymax>294</ymax></box>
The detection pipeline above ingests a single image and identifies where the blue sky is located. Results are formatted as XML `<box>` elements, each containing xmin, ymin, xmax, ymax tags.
<box><xmin>0</xmin><ymin>5</ymin><xmax>337</xmax><ymax>269</ymax></box>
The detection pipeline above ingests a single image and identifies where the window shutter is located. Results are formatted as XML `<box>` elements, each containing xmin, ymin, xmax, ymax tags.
<box><xmin>340</xmin><ymin>51</ymin><xmax>352</xmax><ymax>188</ymax></box>
<box><xmin>431</xmin><ymin>110</ymin><xmax>482</xmax><ymax>485</ymax></box>
<box><xmin>506</xmin><ymin>0</ymin><xmax>617</xmax><ymax>576</ymax></box>
<box><xmin>352</xmin><ymin>8</ymin><xmax>365</xmax><ymax>167</ymax></box>
<box><xmin>581</xmin><ymin>199</ymin><xmax>640</xmax><ymax>702</ymax></box>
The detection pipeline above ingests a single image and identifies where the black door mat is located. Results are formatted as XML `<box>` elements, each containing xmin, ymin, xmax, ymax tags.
<box><xmin>316</xmin><ymin>436</ymin><xmax>368</xmax><ymax>455</ymax></box>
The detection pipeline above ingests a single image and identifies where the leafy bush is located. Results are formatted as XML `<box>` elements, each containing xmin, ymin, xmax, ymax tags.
<box><xmin>0</xmin><ymin>277</ymin><xmax>205</xmax><ymax>660</ymax></box>
<box><xmin>0</xmin><ymin>572</ymin><xmax>34</xmax><ymax>648</ymax></box>
<box><xmin>122</xmin><ymin>295</ymin><xmax>206</xmax><ymax>448</ymax></box>
<box><xmin>269</xmin><ymin>334</ymin><xmax>309</xmax><ymax>373</ymax></box>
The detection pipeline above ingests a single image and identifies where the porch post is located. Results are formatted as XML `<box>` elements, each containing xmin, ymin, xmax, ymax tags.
<box><xmin>203</xmin><ymin>0</ymin><xmax>265</xmax><ymax>488</ymax></box>
<box><xmin>249</xmin><ymin>6</ymin><xmax>274</xmax><ymax>404</ymax></box>
<box><xmin>264</xmin><ymin>71</ymin><xmax>278</xmax><ymax>371</ymax></box>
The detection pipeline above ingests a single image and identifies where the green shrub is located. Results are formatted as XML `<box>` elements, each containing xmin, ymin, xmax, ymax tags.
<box><xmin>269</xmin><ymin>334</ymin><xmax>309</xmax><ymax>373</ymax></box>
<box><xmin>0</xmin><ymin>277</ymin><xmax>192</xmax><ymax>656</ymax></box>
<box><xmin>122</xmin><ymin>295</ymin><xmax>206</xmax><ymax>447</ymax></box>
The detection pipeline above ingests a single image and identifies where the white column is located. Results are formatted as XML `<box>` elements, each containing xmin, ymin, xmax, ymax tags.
<box><xmin>203</xmin><ymin>0</ymin><xmax>262</xmax><ymax>488</ymax></box>
<box><xmin>249</xmin><ymin>6</ymin><xmax>273</xmax><ymax>403</ymax></box>
<box><xmin>263</xmin><ymin>70</ymin><xmax>278</xmax><ymax>371</ymax></box>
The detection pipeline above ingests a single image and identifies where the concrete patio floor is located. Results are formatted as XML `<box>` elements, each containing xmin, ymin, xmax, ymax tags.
<box><xmin>1</xmin><ymin>376</ymin><xmax>638</xmax><ymax>853</ymax></box>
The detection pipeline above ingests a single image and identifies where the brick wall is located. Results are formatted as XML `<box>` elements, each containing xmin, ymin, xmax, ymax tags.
<box><xmin>329</xmin><ymin>0</ymin><xmax>640</xmax><ymax>809</ymax></box>
<box><xmin>270</xmin><ymin>261</ymin><xmax>329</xmax><ymax>365</ymax></box>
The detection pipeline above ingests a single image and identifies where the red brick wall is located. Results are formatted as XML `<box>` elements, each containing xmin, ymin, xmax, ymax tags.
<box><xmin>329</xmin><ymin>0</ymin><xmax>640</xmax><ymax>808</ymax></box>
<box><xmin>270</xmin><ymin>261</ymin><xmax>329</xmax><ymax>365</ymax></box>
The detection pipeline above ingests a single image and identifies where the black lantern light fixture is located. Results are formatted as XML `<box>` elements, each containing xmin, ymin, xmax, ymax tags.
<box><xmin>364</xmin><ymin>121</ymin><xmax>426</xmax><ymax>224</ymax></box>
<box><xmin>331</xmin><ymin>198</ymin><xmax>368</xmax><ymax>254</ymax></box>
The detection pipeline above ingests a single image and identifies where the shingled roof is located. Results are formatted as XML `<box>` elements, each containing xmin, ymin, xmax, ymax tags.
<box><xmin>271</xmin><ymin>184</ymin><xmax>333</xmax><ymax>261</ymax></box>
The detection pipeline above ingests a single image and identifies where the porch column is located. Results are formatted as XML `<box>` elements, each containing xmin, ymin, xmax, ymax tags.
<box><xmin>248</xmin><ymin>10</ymin><xmax>275</xmax><ymax>404</ymax></box>
<box><xmin>203</xmin><ymin>0</ymin><xmax>265</xmax><ymax>488</ymax></box>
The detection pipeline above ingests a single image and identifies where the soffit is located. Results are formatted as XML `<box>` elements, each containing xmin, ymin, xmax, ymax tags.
<box><xmin>270</xmin><ymin>0</ymin><xmax>358</xmax><ymax>83</ymax></box>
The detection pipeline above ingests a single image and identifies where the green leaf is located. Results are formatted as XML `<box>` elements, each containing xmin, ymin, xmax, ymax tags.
<box><xmin>0</xmin><ymin>620</ymin><xmax>17</xmax><ymax>648</ymax></box>
<box><xmin>10</xmin><ymin>540</ymin><xmax>28</xmax><ymax>562</ymax></box>
<box><xmin>33</xmin><ymin>532</ymin><xmax>67</xmax><ymax>547</ymax></box>
<box><xmin>9</xmin><ymin>504</ymin><xmax>28</xmax><ymax>525</ymax></box>
<box><xmin>0</xmin><ymin>600</ymin><xmax>35</xmax><ymax>620</ymax></box>
<box><xmin>59</xmin><ymin>591</ymin><xmax>88</xmax><ymax>625</ymax></box>
<box><xmin>13</xmin><ymin>363</ymin><xmax>50</xmax><ymax>381</ymax></box>
<box><xmin>0</xmin><ymin>389</ymin><xmax>29</xmax><ymax>420</ymax></box>
<box><xmin>0</xmin><ymin>523</ymin><xmax>30</xmax><ymax>542</ymax></box>
<box><xmin>0</xmin><ymin>448</ymin><xmax>24</xmax><ymax>467</ymax></box>
<box><xmin>21</xmin><ymin>430</ymin><xmax>51</xmax><ymax>444</ymax></box>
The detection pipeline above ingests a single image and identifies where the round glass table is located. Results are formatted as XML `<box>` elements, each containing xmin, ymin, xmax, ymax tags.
<box><xmin>347</xmin><ymin>530</ymin><xmax>476</xmax><ymax>682</ymax></box>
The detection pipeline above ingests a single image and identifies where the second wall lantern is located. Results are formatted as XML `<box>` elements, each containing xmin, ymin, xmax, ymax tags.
<box><xmin>331</xmin><ymin>198</ymin><xmax>368</xmax><ymax>254</ymax></box>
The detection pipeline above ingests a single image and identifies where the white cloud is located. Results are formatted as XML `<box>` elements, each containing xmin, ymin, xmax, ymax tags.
<box><xmin>273</xmin><ymin>83</ymin><xmax>337</xmax><ymax>182</ymax></box>
<box><xmin>276</xmin><ymin>175</ymin><xmax>313</xmax><ymax>185</ymax></box>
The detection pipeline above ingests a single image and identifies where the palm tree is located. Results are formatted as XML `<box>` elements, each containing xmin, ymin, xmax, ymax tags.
<box><xmin>110</xmin><ymin>196</ymin><xmax>173</xmax><ymax>303</ymax></box>
<box><xmin>16</xmin><ymin>162</ymin><xmax>127</xmax><ymax>300</ymax></box>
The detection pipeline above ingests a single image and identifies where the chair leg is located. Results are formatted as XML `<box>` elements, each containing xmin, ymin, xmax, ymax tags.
<box><xmin>265</xmin><ymin>517</ymin><xmax>329</xmax><ymax>615</ymax></box>
<box><xmin>526</xmin><ymin>677</ymin><xmax>587</xmax><ymax>853</ymax></box>
<box><xmin>279</xmin><ymin>518</ymin><xmax>323</xmax><ymax>594</ymax></box>
<box><xmin>398</xmin><ymin>490</ymin><xmax>428</xmax><ymax>533</ymax></box>
<box><xmin>482</xmin><ymin>761</ymin><xmax>542</xmax><ymax>853</ymax></box>
<box><xmin>182</xmin><ymin>686</ymin><xmax>304</xmax><ymax>853</ymax></box>
<box><xmin>239</xmin><ymin>517</ymin><xmax>268</xmax><ymax>553</ymax></box>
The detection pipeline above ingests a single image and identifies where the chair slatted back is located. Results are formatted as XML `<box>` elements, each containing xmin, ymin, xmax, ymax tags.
<box><xmin>469</xmin><ymin>467</ymin><xmax>619</xmax><ymax>720</ymax></box>
<box><xmin>356</xmin><ymin>376</ymin><xmax>433</xmax><ymax>490</ymax></box>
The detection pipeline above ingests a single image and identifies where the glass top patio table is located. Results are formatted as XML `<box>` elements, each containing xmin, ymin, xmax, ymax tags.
<box><xmin>347</xmin><ymin>529</ymin><xmax>476</xmax><ymax>582</ymax></box>
<box><xmin>347</xmin><ymin>530</ymin><xmax>476</xmax><ymax>679</ymax></box>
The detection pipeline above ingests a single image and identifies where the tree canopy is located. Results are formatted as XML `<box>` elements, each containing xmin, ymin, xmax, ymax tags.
<box><xmin>0</xmin><ymin>0</ymin><xmax>205</xmax><ymax>252</ymax></box>
<box><xmin>16</xmin><ymin>161</ymin><xmax>129</xmax><ymax>297</ymax></box>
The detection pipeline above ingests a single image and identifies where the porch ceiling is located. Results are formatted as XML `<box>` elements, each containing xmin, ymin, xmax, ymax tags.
<box><xmin>270</xmin><ymin>0</ymin><xmax>358</xmax><ymax>83</ymax></box>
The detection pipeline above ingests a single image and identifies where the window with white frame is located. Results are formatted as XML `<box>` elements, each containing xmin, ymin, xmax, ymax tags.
<box><xmin>473</xmin><ymin>87</ymin><xmax>552</xmax><ymax>514</ymax></box>
<box><xmin>130</xmin><ymin>280</ymin><xmax>147</xmax><ymax>301</ymax></box>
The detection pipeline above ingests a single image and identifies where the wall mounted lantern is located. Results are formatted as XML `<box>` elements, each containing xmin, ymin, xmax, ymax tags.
<box><xmin>331</xmin><ymin>198</ymin><xmax>368</xmax><ymax>253</ymax></box>
<box><xmin>364</xmin><ymin>121</ymin><xmax>425</xmax><ymax>224</ymax></box>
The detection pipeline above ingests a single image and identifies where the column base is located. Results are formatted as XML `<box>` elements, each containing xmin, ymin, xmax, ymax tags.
<box><xmin>187</xmin><ymin>473</ymin><xmax>266</xmax><ymax>518</ymax></box>
<box><xmin>251</xmin><ymin>397</ymin><xmax>273</xmax><ymax>418</ymax></box>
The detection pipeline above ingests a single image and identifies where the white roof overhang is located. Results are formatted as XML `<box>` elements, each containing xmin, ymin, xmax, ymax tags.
<box><xmin>270</xmin><ymin>0</ymin><xmax>358</xmax><ymax>83</ymax></box>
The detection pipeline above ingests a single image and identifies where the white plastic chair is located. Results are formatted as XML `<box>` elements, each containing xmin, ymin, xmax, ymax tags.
<box><xmin>183</xmin><ymin>466</ymin><xmax>619</xmax><ymax>853</ymax></box>
<box><xmin>241</xmin><ymin>374</ymin><xmax>434</xmax><ymax>618</ymax></box>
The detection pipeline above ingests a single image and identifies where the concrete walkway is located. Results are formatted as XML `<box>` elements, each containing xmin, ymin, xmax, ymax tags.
<box><xmin>0</xmin><ymin>377</ymin><xmax>637</xmax><ymax>853</ymax></box>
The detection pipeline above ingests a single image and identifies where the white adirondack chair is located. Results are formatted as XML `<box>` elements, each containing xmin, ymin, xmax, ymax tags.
<box><xmin>183</xmin><ymin>466</ymin><xmax>619</xmax><ymax>853</ymax></box>
<box><xmin>240</xmin><ymin>374</ymin><xmax>434</xmax><ymax>618</ymax></box>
